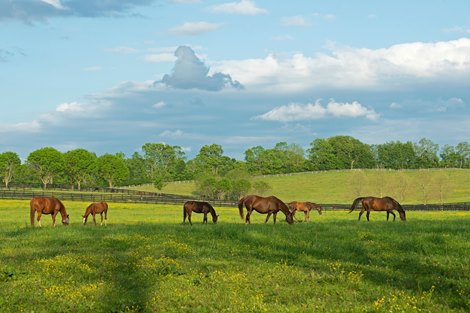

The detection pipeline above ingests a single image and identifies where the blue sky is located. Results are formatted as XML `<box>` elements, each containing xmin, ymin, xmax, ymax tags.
<box><xmin>1</xmin><ymin>0</ymin><xmax>470</xmax><ymax>160</ymax></box>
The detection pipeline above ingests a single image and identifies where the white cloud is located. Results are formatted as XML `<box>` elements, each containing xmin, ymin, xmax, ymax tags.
<box><xmin>160</xmin><ymin>129</ymin><xmax>184</xmax><ymax>137</ymax></box>
<box><xmin>281</xmin><ymin>16</ymin><xmax>310</xmax><ymax>27</ymax></box>
<box><xmin>0</xmin><ymin>120</ymin><xmax>41</xmax><ymax>134</ymax></box>
<box><xmin>144</xmin><ymin>53</ymin><xmax>176</xmax><ymax>63</ymax></box>
<box><xmin>213</xmin><ymin>38</ymin><xmax>470</xmax><ymax>92</ymax></box>
<box><xmin>444</xmin><ymin>26</ymin><xmax>470</xmax><ymax>34</ymax></box>
<box><xmin>169</xmin><ymin>21</ymin><xmax>223</xmax><ymax>36</ymax></box>
<box><xmin>209</xmin><ymin>0</ymin><xmax>267</xmax><ymax>15</ymax></box>
<box><xmin>56</xmin><ymin>102</ymin><xmax>86</xmax><ymax>113</ymax></box>
<box><xmin>41</xmin><ymin>0</ymin><xmax>66</xmax><ymax>10</ymax></box>
<box><xmin>389</xmin><ymin>102</ymin><xmax>402</xmax><ymax>109</ymax></box>
<box><xmin>152</xmin><ymin>101</ymin><xmax>166</xmax><ymax>109</ymax></box>
<box><xmin>258</xmin><ymin>100</ymin><xmax>379</xmax><ymax>122</ymax></box>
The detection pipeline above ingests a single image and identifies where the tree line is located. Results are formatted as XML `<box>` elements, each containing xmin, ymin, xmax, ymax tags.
<box><xmin>0</xmin><ymin>136</ymin><xmax>469</xmax><ymax>200</ymax></box>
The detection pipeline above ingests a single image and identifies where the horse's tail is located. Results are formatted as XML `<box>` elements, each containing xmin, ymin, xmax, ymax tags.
<box><xmin>30</xmin><ymin>198</ymin><xmax>36</xmax><ymax>226</ymax></box>
<box><xmin>348</xmin><ymin>197</ymin><xmax>364</xmax><ymax>213</ymax></box>
<box><xmin>238</xmin><ymin>197</ymin><xmax>245</xmax><ymax>220</ymax></box>
<box><xmin>183</xmin><ymin>202</ymin><xmax>188</xmax><ymax>220</ymax></box>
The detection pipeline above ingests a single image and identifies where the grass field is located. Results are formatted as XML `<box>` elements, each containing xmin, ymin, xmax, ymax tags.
<box><xmin>141</xmin><ymin>168</ymin><xmax>470</xmax><ymax>204</ymax></box>
<box><xmin>1</xmin><ymin>200</ymin><xmax>469</xmax><ymax>312</ymax></box>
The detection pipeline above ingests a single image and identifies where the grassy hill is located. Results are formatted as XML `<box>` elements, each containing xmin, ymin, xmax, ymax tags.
<box><xmin>134</xmin><ymin>169</ymin><xmax>470</xmax><ymax>205</ymax></box>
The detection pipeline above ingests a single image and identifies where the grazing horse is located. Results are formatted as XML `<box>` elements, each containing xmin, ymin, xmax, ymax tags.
<box><xmin>349</xmin><ymin>196</ymin><xmax>406</xmax><ymax>221</ymax></box>
<box><xmin>288</xmin><ymin>201</ymin><xmax>322</xmax><ymax>222</ymax></box>
<box><xmin>30</xmin><ymin>196</ymin><xmax>69</xmax><ymax>227</ymax></box>
<box><xmin>83</xmin><ymin>201</ymin><xmax>108</xmax><ymax>226</ymax></box>
<box><xmin>183</xmin><ymin>201</ymin><xmax>219</xmax><ymax>225</ymax></box>
<box><xmin>238</xmin><ymin>195</ymin><xmax>294</xmax><ymax>224</ymax></box>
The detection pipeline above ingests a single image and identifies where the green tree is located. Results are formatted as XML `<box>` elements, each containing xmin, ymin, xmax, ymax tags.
<box><xmin>141</xmin><ymin>143</ymin><xmax>186</xmax><ymax>183</ymax></box>
<box><xmin>455</xmin><ymin>141</ymin><xmax>470</xmax><ymax>168</ymax></box>
<box><xmin>190</xmin><ymin>144</ymin><xmax>237</xmax><ymax>176</ymax></box>
<box><xmin>252</xmin><ymin>180</ymin><xmax>272</xmax><ymax>196</ymax></box>
<box><xmin>0</xmin><ymin>151</ymin><xmax>21</xmax><ymax>188</ymax></box>
<box><xmin>27</xmin><ymin>147</ymin><xmax>64</xmax><ymax>189</ymax></box>
<box><xmin>376</xmin><ymin>141</ymin><xmax>417</xmax><ymax>169</ymax></box>
<box><xmin>440</xmin><ymin>144</ymin><xmax>460</xmax><ymax>168</ymax></box>
<box><xmin>125</xmin><ymin>152</ymin><xmax>149</xmax><ymax>185</ymax></box>
<box><xmin>414</xmin><ymin>138</ymin><xmax>439</xmax><ymax>168</ymax></box>
<box><xmin>63</xmin><ymin>148</ymin><xmax>97</xmax><ymax>190</ymax></box>
<box><xmin>96</xmin><ymin>153</ymin><xmax>129</xmax><ymax>188</ymax></box>
<box><xmin>308</xmin><ymin>136</ymin><xmax>374</xmax><ymax>170</ymax></box>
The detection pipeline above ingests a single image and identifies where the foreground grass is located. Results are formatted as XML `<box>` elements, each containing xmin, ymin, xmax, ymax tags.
<box><xmin>1</xmin><ymin>200</ymin><xmax>469</xmax><ymax>312</ymax></box>
<box><xmin>146</xmin><ymin>168</ymin><xmax>470</xmax><ymax>204</ymax></box>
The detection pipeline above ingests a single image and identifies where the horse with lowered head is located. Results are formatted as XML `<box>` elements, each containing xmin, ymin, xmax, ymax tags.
<box><xmin>30</xmin><ymin>196</ymin><xmax>69</xmax><ymax>227</ymax></box>
<box><xmin>349</xmin><ymin>196</ymin><xmax>406</xmax><ymax>221</ymax></box>
<box><xmin>183</xmin><ymin>201</ymin><xmax>219</xmax><ymax>225</ymax></box>
<box><xmin>238</xmin><ymin>195</ymin><xmax>294</xmax><ymax>224</ymax></box>
<box><xmin>83</xmin><ymin>201</ymin><xmax>108</xmax><ymax>226</ymax></box>
<box><xmin>288</xmin><ymin>201</ymin><xmax>322</xmax><ymax>222</ymax></box>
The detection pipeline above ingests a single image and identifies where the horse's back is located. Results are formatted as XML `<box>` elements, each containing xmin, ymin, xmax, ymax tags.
<box><xmin>30</xmin><ymin>196</ymin><xmax>61</xmax><ymax>213</ymax></box>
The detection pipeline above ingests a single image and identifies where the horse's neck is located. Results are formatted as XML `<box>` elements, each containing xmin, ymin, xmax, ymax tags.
<box><xmin>59</xmin><ymin>207</ymin><xmax>67</xmax><ymax>219</ymax></box>
<box><xmin>209</xmin><ymin>207</ymin><xmax>216</xmax><ymax>218</ymax></box>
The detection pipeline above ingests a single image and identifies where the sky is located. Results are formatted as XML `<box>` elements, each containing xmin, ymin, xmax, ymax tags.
<box><xmin>1</xmin><ymin>0</ymin><xmax>470</xmax><ymax>160</ymax></box>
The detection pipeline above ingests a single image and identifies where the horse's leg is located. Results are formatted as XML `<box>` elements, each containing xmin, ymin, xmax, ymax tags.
<box><xmin>104</xmin><ymin>209</ymin><xmax>108</xmax><ymax>226</ymax></box>
<box><xmin>51</xmin><ymin>211</ymin><xmax>58</xmax><ymax>227</ymax></box>
<box><xmin>100</xmin><ymin>212</ymin><xmax>104</xmax><ymax>226</ymax></box>
<box><xmin>92</xmin><ymin>213</ymin><xmax>97</xmax><ymax>226</ymax></box>
<box><xmin>305</xmin><ymin>211</ymin><xmax>309</xmax><ymax>222</ymax></box>
<box><xmin>265</xmin><ymin>213</ymin><xmax>272</xmax><ymax>223</ymax></box>
<box><xmin>358</xmin><ymin>209</ymin><xmax>364</xmax><ymax>221</ymax></box>
<box><xmin>203</xmin><ymin>212</ymin><xmax>208</xmax><ymax>224</ymax></box>
<box><xmin>188</xmin><ymin>211</ymin><xmax>192</xmax><ymax>226</ymax></box>
<box><xmin>245</xmin><ymin>208</ymin><xmax>252</xmax><ymax>224</ymax></box>
<box><xmin>390</xmin><ymin>211</ymin><xmax>396</xmax><ymax>221</ymax></box>
<box><xmin>366</xmin><ymin>210</ymin><xmax>370</xmax><ymax>221</ymax></box>
<box><xmin>37</xmin><ymin>212</ymin><xmax>42</xmax><ymax>227</ymax></box>
<box><xmin>273</xmin><ymin>212</ymin><xmax>277</xmax><ymax>224</ymax></box>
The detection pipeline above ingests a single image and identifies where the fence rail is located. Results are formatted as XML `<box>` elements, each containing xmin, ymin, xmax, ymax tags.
<box><xmin>1</xmin><ymin>188</ymin><xmax>470</xmax><ymax>210</ymax></box>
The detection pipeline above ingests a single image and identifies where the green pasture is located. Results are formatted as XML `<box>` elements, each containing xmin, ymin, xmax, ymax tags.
<box><xmin>143</xmin><ymin>168</ymin><xmax>470</xmax><ymax>204</ymax></box>
<box><xmin>1</xmin><ymin>200</ymin><xmax>469</xmax><ymax>312</ymax></box>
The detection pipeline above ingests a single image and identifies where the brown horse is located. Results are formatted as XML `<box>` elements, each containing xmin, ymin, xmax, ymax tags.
<box><xmin>30</xmin><ymin>196</ymin><xmax>69</xmax><ymax>227</ymax></box>
<box><xmin>288</xmin><ymin>201</ymin><xmax>322</xmax><ymax>222</ymax></box>
<box><xmin>238</xmin><ymin>195</ymin><xmax>294</xmax><ymax>224</ymax></box>
<box><xmin>183</xmin><ymin>201</ymin><xmax>219</xmax><ymax>225</ymax></box>
<box><xmin>349</xmin><ymin>196</ymin><xmax>406</xmax><ymax>221</ymax></box>
<box><xmin>83</xmin><ymin>201</ymin><xmax>108</xmax><ymax>226</ymax></box>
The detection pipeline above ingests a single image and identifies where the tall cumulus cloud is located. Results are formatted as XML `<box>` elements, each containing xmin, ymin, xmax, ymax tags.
<box><xmin>160</xmin><ymin>46</ymin><xmax>243</xmax><ymax>91</ymax></box>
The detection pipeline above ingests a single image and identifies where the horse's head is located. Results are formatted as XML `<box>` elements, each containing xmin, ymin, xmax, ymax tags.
<box><xmin>399</xmin><ymin>211</ymin><xmax>407</xmax><ymax>221</ymax></box>
<box><xmin>62</xmin><ymin>214</ymin><xmax>70</xmax><ymax>225</ymax></box>
<box><xmin>285</xmin><ymin>211</ymin><xmax>294</xmax><ymax>224</ymax></box>
<box><xmin>82</xmin><ymin>215</ymin><xmax>88</xmax><ymax>225</ymax></box>
<box><xmin>212</xmin><ymin>214</ymin><xmax>219</xmax><ymax>224</ymax></box>
<box><xmin>317</xmin><ymin>205</ymin><xmax>323</xmax><ymax>215</ymax></box>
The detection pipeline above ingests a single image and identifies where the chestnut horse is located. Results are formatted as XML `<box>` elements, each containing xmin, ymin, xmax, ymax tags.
<box><xmin>30</xmin><ymin>196</ymin><xmax>69</xmax><ymax>227</ymax></box>
<box><xmin>349</xmin><ymin>196</ymin><xmax>406</xmax><ymax>221</ymax></box>
<box><xmin>288</xmin><ymin>201</ymin><xmax>322</xmax><ymax>222</ymax></box>
<box><xmin>238</xmin><ymin>195</ymin><xmax>294</xmax><ymax>224</ymax></box>
<box><xmin>183</xmin><ymin>201</ymin><xmax>218</xmax><ymax>225</ymax></box>
<box><xmin>83</xmin><ymin>201</ymin><xmax>108</xmax><ymax>226</ymax></box>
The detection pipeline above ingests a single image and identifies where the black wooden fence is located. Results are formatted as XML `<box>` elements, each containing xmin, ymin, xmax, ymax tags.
<box><xmin>1</xmin><ymin>187</ymin><xmax>469</xmax><ymax>210</ymax></box>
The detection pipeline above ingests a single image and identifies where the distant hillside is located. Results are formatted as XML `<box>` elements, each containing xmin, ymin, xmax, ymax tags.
<box><xmin>132</xmin><ymin>169</ymin><xmax>470</xmax><ymax>204</ymax></box>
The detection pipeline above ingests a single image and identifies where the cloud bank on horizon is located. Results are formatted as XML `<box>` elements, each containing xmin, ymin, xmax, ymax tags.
<box><xmin>0</xmin><ymin>1</ymin><xmax>469</xmax><ymax>159</ymax></box>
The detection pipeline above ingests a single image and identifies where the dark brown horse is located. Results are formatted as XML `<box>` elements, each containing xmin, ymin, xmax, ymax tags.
<box><xmin>183</xmin><ymin>201</ymin><xmax>219</xmax><ymax>225</ymax></box>
<box><xmin>30</xmin><ymin>196</ymin><xmax>69</xmax><ymax>227</ymax></box>
<box><xmin>288</xmin><ymin>201</ymin><xmax>322</xmax><ymax>222</ymax></box>
<box><xmin>83</xmin><ymin>201</ymin><xmax>108</xmax><ymax>226</ymax></box>
<box><xmin>349</xmin><ymin>196</ymin><xmax>406</xmax><ymax>221</ymax></box>
<box><xmin>238</xmin><ymin>195</ymin><xmax>294</xmax><ymax>224</ymax></box>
